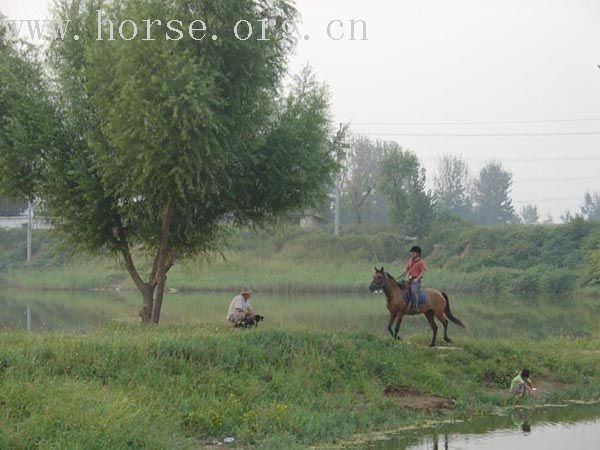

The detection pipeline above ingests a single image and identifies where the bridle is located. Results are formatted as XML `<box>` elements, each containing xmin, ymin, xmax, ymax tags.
<box><xmin>369</xmin><ymin>272</ymin><xmax>389</xmax><ymax>294</ymax></box>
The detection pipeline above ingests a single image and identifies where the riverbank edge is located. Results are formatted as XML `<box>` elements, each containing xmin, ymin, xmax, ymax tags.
<box><xmin>316</xmin><ymin>400</ymin><xmax>600</xmax><ymax>449</ymax></box>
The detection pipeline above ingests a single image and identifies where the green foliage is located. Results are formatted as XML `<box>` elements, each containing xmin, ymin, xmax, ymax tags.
<box><xmin>0</xmin><ymin>197</ymin><xmax>26</xmax><ymax>216</ymax></box>
<box><xmin>47</xmin><ymin>0</ymin><xmax>333</xmax><ymax>256</ymax></box>
<box><xmin>471</xmin><ymin>162</ymin><xmax>516</xmax><ymax>225</ymax></box>
<box><xmin>520</xmin><ymin>204</ymin><xmax>540</xmax><ymax>224</ymax></box>
<box><xmin>0</xmin><ymin>37</ymin><xmax>58</xmax><ymax>201</ymax></box>
<box><xmin>341</xmin><ymin>137</ymin><xmax>393</xmax><ymax>225</ymax></box>
<box><xmin>580</xmin><ymin>192</ymin><xmax>600</xmax><ymax>221</ymax></box>
<box><xmin>470</xmin><ymin>265</ymin><xmax>575</xmax><ymax>296</ymax></box>
<box><xmin>3</xmin><ymin>218</ymin><xmax>600</xmax><ymax>295</ymax></box>
<box><xmin>44</xmin><ymin>0</ymin><xmax>335</xmax><ymax>321</ymax></box>
<box><xmin>434</xmin><ymin>154</ymin><xmax>473</xmax><ymax>220</ymax></box>
<box><xmin>0</xmin><ymin>229</ymin><xmax>70</xmax><ymax>274</ymax></box>
<box><xmin>378</xmin><ymin>148</ymin><xmax>435</xmax><ymax>236</ymax></box>
<box><xmin>427</xmin><ymin>220</ymin><xmax>597</xmax><ymax>270</ymax></box>
<box><xmin>586</xmin><ymin>250</ymin><xmax>600</xmax><ymax>285</ymax></box>
<box><xmin>581</xmin><ymin>227</ymin><xmax>600</xmax><ymax>284</ymax></box>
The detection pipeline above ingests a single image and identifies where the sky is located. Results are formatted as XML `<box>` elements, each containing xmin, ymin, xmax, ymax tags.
<box><xmin>2</xmin><ymin>0</ymin><xmax>600</xmax><ymax>220</ymax></box>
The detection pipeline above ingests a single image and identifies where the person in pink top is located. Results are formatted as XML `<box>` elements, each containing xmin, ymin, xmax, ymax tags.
<box><xmin>404</xmin><ymin>245</ymin><xmax>426</xmax><ymax>313</ymax></box>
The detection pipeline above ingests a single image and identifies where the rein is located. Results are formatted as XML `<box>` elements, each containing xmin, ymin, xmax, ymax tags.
<box><xmin>384</xmin><ymin>273</ymin><xmax>410</xmax><ymax>304</ymax></box>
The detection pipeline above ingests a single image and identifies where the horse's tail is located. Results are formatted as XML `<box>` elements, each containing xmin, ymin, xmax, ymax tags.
<box><xmin>442</xmin><ymin>292</ymin><xmax>466</xmax><ymax>328</ymax></box>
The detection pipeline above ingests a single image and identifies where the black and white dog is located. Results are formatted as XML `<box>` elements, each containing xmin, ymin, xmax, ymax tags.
<box><xmin>235</xmin><ymin>315</ymin><xmax>265</xmax><ymax>329</ymax></box>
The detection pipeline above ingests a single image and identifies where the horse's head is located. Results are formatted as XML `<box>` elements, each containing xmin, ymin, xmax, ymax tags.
<box><xmin>369</xmin><ymin>267</ymin><xmax>387</xmax><ymax>292</ymax></box>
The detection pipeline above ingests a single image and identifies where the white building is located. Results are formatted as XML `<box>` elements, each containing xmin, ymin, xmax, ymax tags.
<box><xmin>0</xmin><ymin>216</ymin><xmax>51</xmax><ymax>230</ymax></box>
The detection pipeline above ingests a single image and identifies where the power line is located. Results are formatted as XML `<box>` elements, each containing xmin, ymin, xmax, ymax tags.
<box><xmin>418</xmin><ymin>155</ymin><xmax>600</xmax><ymax>163</ymax></box>
<box><xmin>353</xmin><ymin>118</ymin><xmax>600</xmax><ymax>126</ymax></box>
<box><xmin>513</xmin><ymin>197</ymin><xmax>583</xmax><ymax>204</ymax></box>
<box><xmin>518</xmin><ymin>176</ymin><xmax>600</xmax><ymax>183</ymax></box>
<box><xmin>356</xmin><ymin>131</ymin><xmax>600</xmax><ymax>137</ymax></box>
<box><xmin>505</xmin><ymin>156</ymin><xmax>600</xmax><ymax>162</ymax></box>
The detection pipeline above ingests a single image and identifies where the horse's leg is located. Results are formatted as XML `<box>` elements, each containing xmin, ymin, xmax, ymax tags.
<box><xmin>441</xmin><ymin>316</ymin><xmax>452</xmax><ymax>343</ymax></box>
<box><xmin>433</xmin><ymin>305</ymin><xmax>452</xmax><ymax>343</ymax></box>
<box><xmin>387</xmin><ymin>312</ymin><xmax>396</xmax><ymax>337</ymax></box>
<box><xmin>424</xmin><ymin>310</ymin><xmax>438</xmax><ymax>347</ymax></box>
<box><xmin>394</xmin><ymin>313</ymin><xmax>404</xmax><ymax>340</ymax></box>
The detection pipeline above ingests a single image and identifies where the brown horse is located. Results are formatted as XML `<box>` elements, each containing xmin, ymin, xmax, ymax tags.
<box><xmin>369</xmin><ymin>267</ymin><xmax>465</xmax><ymax>346</ymax></box>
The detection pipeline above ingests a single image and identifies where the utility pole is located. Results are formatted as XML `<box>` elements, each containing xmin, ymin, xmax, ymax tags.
<box><xmin>334</xmin><ymin>123</ymin><xmax>350</xmax><ymax>237</ymax></box>
<box><xmin>334</xmin><ymin>179</ymin><xmax>341</xmax><ymax>237</ymax></box>
<box><xmin>26</xmin><ymin>199</ymin><xmax>32</xmax><ymax>263</ymax></box>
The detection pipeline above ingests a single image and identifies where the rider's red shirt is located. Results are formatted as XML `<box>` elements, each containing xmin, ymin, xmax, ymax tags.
<box><xmin>406</xmin><ymin>257</ymin><xmax>426</xmax><ymax>279</ymax></box>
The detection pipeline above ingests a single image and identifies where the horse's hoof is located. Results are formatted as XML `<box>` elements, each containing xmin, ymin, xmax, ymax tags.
<box><xmin>444</xmin><ymin>338</ymin><xmax>453</xmax><ymax>344</ymax></box>
<box><xmin>429</xmin><ymin>343</ymin><xmax>436</xmax><ymax>347</ymax></box>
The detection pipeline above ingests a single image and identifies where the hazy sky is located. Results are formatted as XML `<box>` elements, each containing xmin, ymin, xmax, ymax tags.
<box><xmin>2</xmin><ymin>0</ymin><xmax>600</xmax><ymax>220</ymax></box>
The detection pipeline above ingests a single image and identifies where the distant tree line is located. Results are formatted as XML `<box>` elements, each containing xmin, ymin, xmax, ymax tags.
<box><xmin>330</xmin><ymin>135</ymin><xmax>600</xmax><ymax>234</ymax></box>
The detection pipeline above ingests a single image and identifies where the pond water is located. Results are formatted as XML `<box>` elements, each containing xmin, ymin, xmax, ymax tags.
<box><xmin>345</xmin><ymin>403</ymin><xmax>600</xmax><ymax>449</ymax></box>
<box><xmin>0</xmin><ymin>288</ymin><xmax>597</xmax><ymax>339</ymax></box>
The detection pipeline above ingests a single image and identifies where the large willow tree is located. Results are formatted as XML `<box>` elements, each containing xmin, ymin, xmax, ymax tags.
<box><xmin>46</xmin><ymin>0</ymin><xmax>335</xmax><ymax>323</ymax></box>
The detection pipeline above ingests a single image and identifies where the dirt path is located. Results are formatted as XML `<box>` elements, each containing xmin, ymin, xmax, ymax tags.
<box><xmin>384</xmin><ymin>384</ymin><xmax>456</xmax><ymax>411</ymax></box>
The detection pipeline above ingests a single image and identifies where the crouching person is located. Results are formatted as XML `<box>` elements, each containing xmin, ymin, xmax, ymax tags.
<box><xmin>227</xmin><ymin>288</ymin><xmax>254</xmax><ymax>327</ymax></box>
<box><xmin>510</xmin><ymin>368</ymin><xmax>534</xmax><ymax>401</ymax></box>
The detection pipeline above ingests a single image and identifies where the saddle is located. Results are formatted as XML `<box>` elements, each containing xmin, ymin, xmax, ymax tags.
<box><xmin>397</xmin><ymin>280</ymin><xmax>427</xmax><ymax>306</ymax></box>
<box><xmin>403</xmin><ymin>289</ymin><xmax>427</xmax><ymax>306</ymax></box>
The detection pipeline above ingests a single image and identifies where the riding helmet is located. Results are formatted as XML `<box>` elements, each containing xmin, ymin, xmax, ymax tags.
<box><xmin>409</xmin><ymin>245</ymin><xmax>422</xmax><ymax>256</ymax></box>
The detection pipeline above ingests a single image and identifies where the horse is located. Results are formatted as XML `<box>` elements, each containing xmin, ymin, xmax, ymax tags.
<box><xmin>369</xmin><ymin>267</ymin><xmax>465</xmax><ymax>346</ymax></box>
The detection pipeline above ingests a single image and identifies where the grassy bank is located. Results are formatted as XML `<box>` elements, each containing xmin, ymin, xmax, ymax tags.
<box><xmin>1</xmin><ymin>220</ymin><xmax>600</xmax><ymax>295</ymax></box>
<box><xmin>0</xmin><ymin>256</ymin><xmax>585</xmax><ymax>297</ymax></box>
<box><xmin>0</xmin><ymin>252</ymin><xmax>591</xmax><ymax>297</ymax></box>
<box><xmin>1</xmin><ymin>326</ymin><xmax>599</xmax><ymax>449</ymax></box>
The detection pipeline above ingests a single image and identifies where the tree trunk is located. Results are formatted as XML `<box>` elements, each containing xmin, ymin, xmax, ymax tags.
<box><xmin>147</xmin><ymin>197</ymin><xmax>174</xmax><ymax>324</ymax></box>
<box><xmin>116</xmin><ymin>198</ymin><xmax>174</xmax><ymax>325</ymax></box>
<box><xmin>355</xmin><ymin>208</ymin><xmax>362</xmax><ymax>224</ymax></box>
<box><xmin>151</xmin><ymin>273</ymin><xmax>167</xmax><ymax>324</ymax></box>
<box><xmin>116</xmin><ymin>224</ymin><xmax>155</xmax><ymax>324</ymax></box>
<box><xmin>355</xmin><ymin>187</ymin><xmax>372</xmax><ymax>225</ymax></box>
<box><xmin>140</xmin><ymin>284</ymin><xmax>155</xmax><ymax>323</ymax></box>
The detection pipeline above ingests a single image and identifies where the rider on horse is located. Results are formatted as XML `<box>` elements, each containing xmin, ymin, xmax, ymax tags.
<box><xmin>404</xmin><ymin>245</ymin><xmax>426</xmax><ymax>313</ymax></box>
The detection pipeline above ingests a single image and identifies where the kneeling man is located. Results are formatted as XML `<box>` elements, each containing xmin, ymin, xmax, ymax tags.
<box><xmin>227</xmin><ymin>288</ymin><xmax>254</xmax><ymax>326</ymax></box>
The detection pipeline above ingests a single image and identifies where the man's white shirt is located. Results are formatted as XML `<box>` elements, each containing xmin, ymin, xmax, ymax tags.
<box><xmin>227</xmin><ymin>294</ymin><xmax>252</xmax><ymax>319</ymax></box>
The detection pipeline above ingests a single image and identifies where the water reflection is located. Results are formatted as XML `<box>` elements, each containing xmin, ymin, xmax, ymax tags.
<box><xmin>431</xmin><ymin>434</ymin><xmax>448</xmax><ymax>450</ymax></box>
<box><xmin>510</xmin><ymin>408</ymin><xmax>534</xmax><ymax>434</ymax></box>
<box><xmin>349</xmin><ymin>403</ymin><xmax>600</xmax><ymax>450</ymax></box>
<box><xmin>0</xmin><ymin>288</ymin><xmax>597</xmax><ymax>339</ymax></box>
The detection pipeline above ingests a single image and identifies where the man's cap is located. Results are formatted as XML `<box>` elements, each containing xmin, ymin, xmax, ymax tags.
<box><xmin>241</xmin><ymin>287</ymin><xmax>252</xmax><ymax>295</ymax></box>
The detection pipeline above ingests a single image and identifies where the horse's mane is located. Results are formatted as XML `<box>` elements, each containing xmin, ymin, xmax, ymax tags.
<box><xmin>385</xmin><ymin>272</ymin><xmax>399</xmax><ymax>287</ymax></box>
<box><xmin>385</xmin><ymin>272</ymin><xmax>407</xmax><ymax>290</ymax></box>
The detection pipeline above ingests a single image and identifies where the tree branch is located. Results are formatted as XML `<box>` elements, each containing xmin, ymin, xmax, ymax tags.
<box><xmin>115</xmin><ymin>222</ymin><xmax>148</xmax><ymax>293</ymax></box>
<box><xmin>151</xmin><ymin>196</ymin><xmax>175</xmax><ymax>287</ymax></box>
<box><xmin>357</xmin><ymin>186</ymin><xmax>373</xmax><ymax>209</ymax></box>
